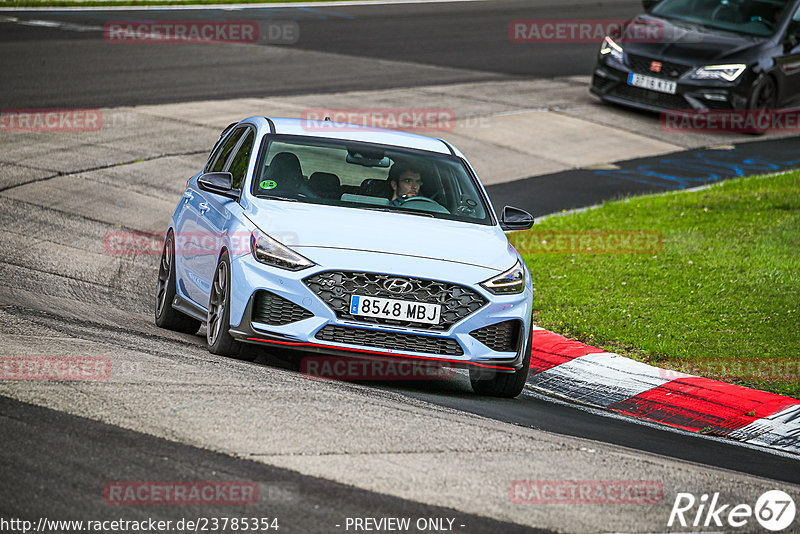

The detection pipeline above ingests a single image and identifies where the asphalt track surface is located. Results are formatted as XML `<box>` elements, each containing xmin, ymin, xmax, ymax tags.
<box><xmin>0</xmin><ymin>396</ymin><xmax>547</xmax><ymax>534</ymax></box>
<box><xmin>2</xmin><ymin>1</ymin><xmax>800</xmax><ymax>531</ymax></box>
<box><xmin>486</xmin><ymin>135</ymin><xmax>800</xmax><ymax>216</ymax></box>
<box><xmin>0</xmin><ymin>0</ymin><xmax>642</xmax><ymax>107</ymax></box>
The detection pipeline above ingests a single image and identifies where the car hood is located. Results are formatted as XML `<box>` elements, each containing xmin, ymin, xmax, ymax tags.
<box><xmin>246</xmin><ymin>201</ymin><xmax>516</xmax><ymax>272</ymax></box>
<box><xmin>620</xmin><ymin>15</ymin><xmax>762</xmax><ymax>64</ymax></box>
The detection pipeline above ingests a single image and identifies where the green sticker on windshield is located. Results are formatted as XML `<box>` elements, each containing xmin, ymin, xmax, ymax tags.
<box><xmin>260</xmin><ymin>180</ymin><xmax>277</xmax><ymax>190</ymax></box>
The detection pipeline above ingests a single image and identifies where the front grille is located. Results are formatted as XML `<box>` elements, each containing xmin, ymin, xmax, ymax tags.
<box><xmin>609</xmin><ymin>84</ymin><xmax>691</xmax><ymax>110</ymax></box>
<box><xmin>626</xmin><ymin>54</ymin><xmax>690</xmax><ymax>79</ymax></box>
<box><xmin>252</xmin><ymin>290</ymin><xmax>314</xmax><ymax>326</ymax></box>
<box><xmin>315</xmin><ymin>325</ymin><xmax>463</xmax><ymax>356</ymax></box>
<box><xmin>470</xmin><ymin>320</ymin><xmax>522</xmax><ymax>352</ymax></box>
<box><xmin>304</xmin><ymin>271</ymin><xmax>487</xmax><ymax>331</ymax></box>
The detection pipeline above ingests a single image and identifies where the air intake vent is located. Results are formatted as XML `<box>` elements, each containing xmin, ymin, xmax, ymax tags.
<box><xmin>470</xmin><ymin>320</ymin><xmax>521</xmax><ymax>352</ymax></box>
<box><xmin>252</xmin><ymin>291</ymin><xmax>314</xmax><ymax>326</ymax></box>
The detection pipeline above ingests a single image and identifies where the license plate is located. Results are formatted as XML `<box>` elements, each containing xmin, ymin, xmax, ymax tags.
<box><xmin>350</xmin><ymin>295</ymin><xmax>441</xmax><ymax>325</ymax></box>
<box><xmin>628</xmin><ymin>73</ymin><xmax>677</xmax><ymax>94</ymax></box>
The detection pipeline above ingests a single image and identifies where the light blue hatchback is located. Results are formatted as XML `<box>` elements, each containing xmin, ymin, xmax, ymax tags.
<box><xmin>155</xmin><ymin>117</ymin><xmax>535</xmax><ymax>397</ymax></box>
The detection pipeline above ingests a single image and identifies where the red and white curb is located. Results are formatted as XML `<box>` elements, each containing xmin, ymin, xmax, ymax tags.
<box><xmin>527</xmin><ymin>327</ymin><xmax>800</xmax><ymax>455</ymax></box>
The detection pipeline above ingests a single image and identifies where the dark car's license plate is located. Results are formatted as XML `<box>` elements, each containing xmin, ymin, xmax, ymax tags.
<box><xmin>628</xmin><ymin>73</ymin><xmax>677</xmax><ymax>94</ymax></box>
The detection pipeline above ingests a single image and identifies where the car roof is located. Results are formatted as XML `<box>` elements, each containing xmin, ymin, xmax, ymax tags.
<box><xmin>260</xmin><ymin>117</ymin><xmax>454</xmax><ymax>155</ymax></box>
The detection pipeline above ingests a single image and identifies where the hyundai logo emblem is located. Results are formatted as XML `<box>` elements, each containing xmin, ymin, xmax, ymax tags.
<box><xmin>383</xmin><ymin>278</ymin><xmax>413</xmax><ymax>294</ymax></box>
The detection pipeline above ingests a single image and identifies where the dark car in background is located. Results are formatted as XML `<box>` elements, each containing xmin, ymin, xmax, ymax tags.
<box><xmin>591</xmin><ymin>0</ymin><xmax>800</xmax><ymax>112</ymax></box>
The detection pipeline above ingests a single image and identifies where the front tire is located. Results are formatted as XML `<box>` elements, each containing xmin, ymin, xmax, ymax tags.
<box><xmin>207</xmin><ymin>252</ymin><xmax>254</xmax><ymax>361</ymax></box>
<box><xmin>155</xmin><ymin>232</ymin><xmax>201</xmax><ymax>335</ymax></box>
<box><xmin>748</xmin><ymin>75</ymin><xmax>777</xmax><ymax>110</ymax></box>
<box><xmin>746</xmin><ymin>75</ymin><xmax>778</xmax><ymax>134</ymax></box>
<box><xmin>470</xmin><ymin>325</ymin><xmax>533</xmax><ymax>398</ymax></box>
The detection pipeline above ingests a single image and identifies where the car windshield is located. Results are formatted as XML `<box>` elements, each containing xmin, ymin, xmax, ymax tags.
<box><xmin>251</xmin><ymin>136</ymin><xmax>493</xmax><ymax>225</ymax></box>
<box><xmin>651</xmin><ymin>0</ymin><xmax>792</xmax><ymax>36</ymax></box>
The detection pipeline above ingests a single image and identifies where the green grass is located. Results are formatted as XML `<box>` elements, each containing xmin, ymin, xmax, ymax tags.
<box><xmin>513</xmin><ymin>170</ymin><xmax>800</xmax><ymax>398</ymax></box>
<box><xmin>1</xmin><ymin>0</ymin><xmax>360</xmax><ymax>7</ymax></box>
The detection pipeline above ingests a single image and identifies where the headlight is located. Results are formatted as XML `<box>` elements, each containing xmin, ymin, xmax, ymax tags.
<box><xmin>481</xmin><ymin>260</ymin><xmax>526</xmax><ymax>295</ymax></box>
<box><xmin>599</xmin><ymin>36</ymin><xmax>624</xmax><ymax>63</ymax></box>
<box><xmin>689</xmin><ymin>64</ymin><xmax>746</xmax><ymax>82</ymax></box>
<box><xmin>250</xmin><ymin>229</ymin><xmax>314</xmax><ymax>271</ymax></box>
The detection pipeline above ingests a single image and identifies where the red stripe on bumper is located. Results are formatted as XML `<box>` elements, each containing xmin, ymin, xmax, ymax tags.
<box><xmin>246</xmin><ymin>337</ymin><xmax>517</xmax><ymax>371</ymax></box>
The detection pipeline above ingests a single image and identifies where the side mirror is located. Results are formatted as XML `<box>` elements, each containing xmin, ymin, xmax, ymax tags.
<box><xmin>197</xmin><ymin>172</ymin><xmax>239</xmax><ymax>200</ymax></box>
<box><xmin>500</xmin><ymin>205</ymin><xmax>534</xmax><ymax>231</ymax></box>
<box><xmin>642</xmin><ymin>0</ymin><xmax>660</xmax><ymax>11</ymax></box>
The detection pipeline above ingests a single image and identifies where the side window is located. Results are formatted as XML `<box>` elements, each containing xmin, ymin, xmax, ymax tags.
<box><xmin>205</xmin><ymin>123</ymin><xmax>237</xmax><ymax>171</ymax></box>
<box><xmin>227</xmin><ymin>130</ymin><xmax>255</xmax><ymax>190</ymax></box>
<box><xmin>210</xmin><ymin>128</ymin><xmax>245</xmax><ymax>173</ymax></box>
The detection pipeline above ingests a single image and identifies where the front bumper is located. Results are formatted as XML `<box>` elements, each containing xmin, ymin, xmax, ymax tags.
<box><xmin>227</xmin><ymin>250</ymin><xmax>533</xmax><ymax>373</ymax></box>
<box><xmin>591</xmin><ymin>55</ymin><xmax>750</xmax><ymax>112</ymax></box>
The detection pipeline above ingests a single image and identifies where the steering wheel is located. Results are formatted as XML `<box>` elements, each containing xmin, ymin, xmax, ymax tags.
<box><xmin>399</xmin><ymin>195</ymin><xmax>435</xmax><ymax>205</ymax></box>
<box><xmin>427</xmin><ymin>190</ymin><xmax>443</xmax><ymax>202</ymax></box>
<box><xmin>398</xmin><ymin>196</ymin><xmax>451</xmax><ymax>214</ymax></box>
<box><xmin>711</xmin><ymin>4</ymin><xmax>739</xmax><ymax>23</ymax></box>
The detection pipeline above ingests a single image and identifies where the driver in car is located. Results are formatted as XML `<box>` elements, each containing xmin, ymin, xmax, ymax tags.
<box><xmin>388</xmin><ymin>161</ymin><xmax>425</xmax><ymax>206</ymax></box>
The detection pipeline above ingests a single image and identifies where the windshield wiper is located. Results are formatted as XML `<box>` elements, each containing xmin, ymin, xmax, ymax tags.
<box><xmin>255</xmin><ymin>194</ymin><xmax>298</xmax><ymax>202</ymax></box>
<box><xmin>356</xmin><ymin>206</ymin><xmax>434</xmax><ymax>218</ymax></box>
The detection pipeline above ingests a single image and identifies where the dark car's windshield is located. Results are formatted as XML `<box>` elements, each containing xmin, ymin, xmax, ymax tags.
<box><xmin>250</xmin><ymin>136</ymin><xmax>493</xmax><ymax>225</ymax></box>
<box><xmin>651</xmin><ymin>0</ymin><xmax>793</xmax><ymax>36</ymax></box>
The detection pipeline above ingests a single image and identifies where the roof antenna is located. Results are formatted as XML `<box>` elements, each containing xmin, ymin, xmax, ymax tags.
<box><xmin>324</xmin><ymin>116</ymin><xmax>331</xmax><ymax>121</ymax></box>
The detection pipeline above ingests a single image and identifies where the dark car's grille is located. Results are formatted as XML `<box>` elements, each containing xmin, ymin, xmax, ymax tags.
<box><xmin>315</xmin><ymin>325</ymin><xmax>464</xmax><ymax>356</ymax></box>
<box><xmin>626</xmin><ymin>54</ymin><xmax>691</xmax><ymax>79</ymax></box>
<box><xmin>304</xmin><ymin>271</ymin><xmax>487</xmax><ymax>331</ymax></box>
<box><xmin>609</xmin><ymin>84</ymin><xmax>691</xmax><ymax>110</ymax></box>
<box><xmin>470</xmin><ymin>320</ymin><xmax>522</xmax><ymax>353</ymax></box>
<box><xmin>701</xmin><ymin>98</ymin><xmax>734</xmax><ymax>110</ymax></box>
<box><xmin>252</xmin><ymin>290</ymin><xmax>314</xmax><ymax>326</ymax></box>
<box><xmin>592</xmin><ymin>74</ymin><xmax>616</xmax><ymax>93</ymax></box>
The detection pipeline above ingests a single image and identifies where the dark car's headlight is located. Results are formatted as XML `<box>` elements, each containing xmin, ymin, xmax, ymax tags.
<box><xmin>688</xmin><ymin>64</ymin><xmax>746</xmax><ymax>82</ymax></box>
<box><xmin>599</xmin><ymin>36</ymin><xmax>624</xmax><ymax>63</ymax></box>
<box><xmin>250</xmin><ymin>229</ymin><xmax>314</xmax><ymax>271</ymax></box>
<box><xmin>481</xmin><ymin>260</ymin><xmax>526</xmax><ymax>295</ymax></box>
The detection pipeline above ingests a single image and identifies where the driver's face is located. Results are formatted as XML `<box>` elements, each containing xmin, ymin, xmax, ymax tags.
<box><xmin>393</xmin><ymin>170</ymin><xmax>422</xmax><ymax>199</ymax></box>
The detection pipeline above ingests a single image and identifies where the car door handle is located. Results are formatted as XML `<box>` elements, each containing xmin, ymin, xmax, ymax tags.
<box><xmin>199</xmin><ymin>202</ymin><xmax>209</xmax><ymax>213</ymax></box>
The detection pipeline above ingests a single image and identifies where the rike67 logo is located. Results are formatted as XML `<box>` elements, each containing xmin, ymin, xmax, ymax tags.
<box><xmin>668</xmin><ymin>490</ymin><xmax>796</xmax><ymax>531</ymax></box>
